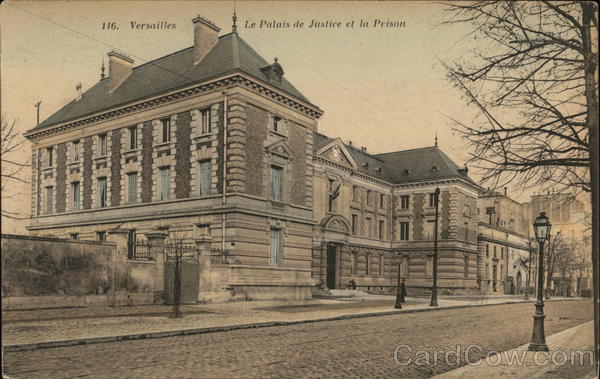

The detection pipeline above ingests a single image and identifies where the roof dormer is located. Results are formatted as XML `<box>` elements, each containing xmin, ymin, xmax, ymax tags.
<box><xmin>260</xmin><ymin>57</ymin><xmax>284</xmax><ymax>83</ymax></box>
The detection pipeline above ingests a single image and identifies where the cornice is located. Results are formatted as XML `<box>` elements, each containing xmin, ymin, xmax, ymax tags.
<box><xmin>25</xmin><ymin>72</ymin><xmax>323</xmax><ymax>141</ymax></box>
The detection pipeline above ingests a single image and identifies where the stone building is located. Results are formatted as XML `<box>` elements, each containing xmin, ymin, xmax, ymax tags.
<box><xmin>25</xmin><ymin>15</ymin><xmax>483</xmax><ymax>302</ymax></box>
<box><xmin>477</xmin><ymin>189</ymin><xmax>531</xmax><ymax>294</ymax></box>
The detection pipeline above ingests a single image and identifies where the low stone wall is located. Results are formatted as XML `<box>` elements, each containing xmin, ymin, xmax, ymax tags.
<box><xmin>1</xmin><ymin>234</ymin><xmax>116</xmax><ymax>310</ymax></box>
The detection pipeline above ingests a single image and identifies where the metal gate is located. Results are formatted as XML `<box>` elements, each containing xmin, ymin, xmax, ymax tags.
<box><xmin>163</xmin><ymin>243</ymin><xmax>199</xmax><ymax>304</ymax></box>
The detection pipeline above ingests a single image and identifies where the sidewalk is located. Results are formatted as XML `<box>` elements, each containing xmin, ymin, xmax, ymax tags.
<box><xmin>1</xmin><ymin>294</ymin><xmax>577</xmax><ymax>352</ymax></box>
<box><xmin>435</xmin><ymin>320</ymin><xmax>596</xmax><ymax>378</ymax></box>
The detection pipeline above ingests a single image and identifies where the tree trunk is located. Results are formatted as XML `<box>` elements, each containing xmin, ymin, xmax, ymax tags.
<box><xmin>170</xmin><ymin>256</ymin><xmax>183</xmax><ymax>318</ymax></box>
<box><xmin>581</xmin><ymin>2</ymin><xmax>599</xmax><ymax>369</ymax></box>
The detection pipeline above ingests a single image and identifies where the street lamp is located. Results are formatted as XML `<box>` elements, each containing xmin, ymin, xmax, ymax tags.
<box><xmin>430</xmin><ymin>187</ymin><xmax>440</xmax><ymax>307</ymax></box>
<box><xmin>394</xmin><ymin>260</ymin><xmax>402</xmax><ymax>309</ymax></box>
<box><xmin>524</xmin><ymin>238</ymin><xmax>534</xmax><ymax>301</ymax></box>
<box><xmin>529</xmin><ymin>212</ymin><xmax>552</xmax><ymax>351</ymax></box>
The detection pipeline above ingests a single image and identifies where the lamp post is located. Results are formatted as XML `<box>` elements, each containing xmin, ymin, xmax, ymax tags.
<box><xmin>529</xmin><ymin>212</ymin><xmax>552</xmax><ymax>351</ymax></box>
<box><xmin>524</xmin><ymin>238</ymin><xmax>534</xmax><ymax>301</ymax></box>
<box><xmin>430</xmin><ymin>187</ymin><xmax>440</xmax><ymax>307</ymax></box>
<box><xmin>394</xmin><ymin>260</ymin><xmax>402</xmax><ymax>309</ymax></box>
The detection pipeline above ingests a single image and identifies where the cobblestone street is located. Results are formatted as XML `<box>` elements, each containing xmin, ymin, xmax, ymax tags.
<box><xmin>3</xmin><ymin>299</ymin><xmax>593</xmax><ymax>378</ymax></box>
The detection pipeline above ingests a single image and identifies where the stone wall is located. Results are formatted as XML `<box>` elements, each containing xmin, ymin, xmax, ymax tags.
<box><xmin>82</xmin><ymin>136</ymin><xmax>93</xmax><ymax>209</ymax></box>
<box><xmin>141</xmin><ymin>120</ymin><xmax>154</xmax><ymax>202</ymax></box>
<box><xmin>55</xmin><ymin>143</ymin><xmax>67</xmax><ymax>213</ymax></box>
<box><xmin>175</xmin><ymin>111</ymin><xmax>192</xmax><ymax>198</ymax></box>
<box><xmin>110</xmin><ymin>129</ymin><xmax>122</xmax><ymax>206</ymax></box>
<box><xmin>1</xmin><ymin>234</ymin><xmax>116</xmax><ymax>310</ymax></box>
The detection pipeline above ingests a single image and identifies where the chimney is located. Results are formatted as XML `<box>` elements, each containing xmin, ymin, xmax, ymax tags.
<box><xmin>107</xmin><ymin>51</ymin><xmax>134</xmax><ymax>93</ymax></box>
<box><xmin>75</xmin><ymin>83</ymin><xmax>82</xmax><ymax>101</ymax></box>
<box><xmin>193</xmin><ymin>15</ymin><xmax>220</xmax><ymax>65</ymax></box>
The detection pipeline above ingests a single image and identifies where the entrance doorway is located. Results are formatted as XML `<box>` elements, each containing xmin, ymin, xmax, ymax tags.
<box><xmin>326</xmin><ymin>245</ymin><xmax>337</xmax><ymax>289</ymax></box>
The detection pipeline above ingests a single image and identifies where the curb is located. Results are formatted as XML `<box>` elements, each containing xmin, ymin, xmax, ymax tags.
<box><xmin>2</xmin><ymin>298</ymin><xmax>580</xmax><ymax>352</ymax></box>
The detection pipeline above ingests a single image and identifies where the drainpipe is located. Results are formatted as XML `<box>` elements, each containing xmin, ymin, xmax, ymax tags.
<box><xmin>222</xmin><ymin>90</ymin><xmax>228</xmax><ymax>251</ymax></box>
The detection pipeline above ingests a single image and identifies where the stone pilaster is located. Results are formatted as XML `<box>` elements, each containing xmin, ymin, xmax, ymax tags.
<box><xmin>106</xmin><ymin>229</ymin><xmax>130</xmax><ymax>306</ymax></box>
<box><xmin>227</xmin><ymin>98</ymin><xmax>247</xmax><ymax>193</ymax></box>
<box><xmin>195</xmin><ymin>236</ymin><xmax>213</xmax><ymax>292</ymax></box>
<box><xmin>147</xmin><ymin>231</ymin><xmax>168</xmax><ymax>295</ymax></box>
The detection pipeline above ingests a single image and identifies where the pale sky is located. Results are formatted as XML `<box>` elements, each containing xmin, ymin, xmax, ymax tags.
<box><xmin>1</xmin><ymin>0</ymin><xmax>484</xmax><ymax>233</ymax></box>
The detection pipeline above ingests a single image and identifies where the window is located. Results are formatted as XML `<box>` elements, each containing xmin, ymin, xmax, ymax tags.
<box><xmin>494</xmin><ymin>246</ymin><xmax>497</xmax><ymax>258</ymax></box>
<box><xmin>464</xmin><ymin>255</ymin><xmax>469</xmax><ymax>278</ymax></box>
<box><xmin>71</xmin><ymin>141</ymin><xmax>80</xmax><ymax>162</ymax></box>
<box><xmin>98</xmin><ymin>178</ymin><xmax>107</xmax><ymax>207</ymax></box>
<box><xmin>351</xmin><ymin>252</ymin><xmax>357</xmax><ymax>274</ymax></box>
<box><xmin>379</xmin><ymin>255</ymin><xmax>384</xmax><ymax>276</ymax></box>
<box><xmin>98</xmin><ymin>134</ymin><xmax>107</xmax><ymax>156</ymax></box>
<box><xmin>71</xmin><ymin>182</ymin><xmax>80</xmax><ymax>210</ymax></box>
<box><xmin>501</xmin><ymin>247</ymin><xmax>504</xmax><ymax>259</ymax></box>
<box><xmin>366</xmin><ymin>190</ymin><xmax>372</xmax><ymax>205</ymax></box>
<box><xmin>399</xmin><ymin>222</ymin><xmax>409</xmax><ymax>241</ymax></box>
<box><xmin>379</xmin><ymin>193</ymin><xmax>385</xmax><ymax>208</ymax></box>
<box><xmin>128</xmin><ymin>126</ymin><xmax>137</xmax><ymax>150</ymax></box>
<box><xmin>352</xmin><ymin>214</ymin><xmax>358</xmax><ymax>235</ymax></box>
<box><xmin>486</xmin><ymin>244</ymin><xmax>489</xmax><ymax>257</ymax></box>
<box><xmin>400</xmin><ymin>195</ymin><xmax>409</xmax><ymax>209</ymax></box>
<box><xmin>429</xmin><ymin>193</ymin><xmax>437</xmax><ymax>207</ymax></box>
<box><xmin>271</xmin><ymin>166</ymin><xmax>282</xmax><ymax>201</ymax></box>
<box><xmin>161</xmin><ymin>118</ymin><xmax>171</xmax><ymax>143</ymax></box>
<box><xmin>201</xmin><ymin>108</ymin><xmax>211</xmax><ymax>134</ymax></box>
<box><xmin>96</xmin><ymin>231</ymin><xmax>106</xmax><ymax>242</ymax></box>
<box><xmin>127</xmin><ymin>230</ymin><xmax>136</xmax><ymax>259</ymax></box>
<box><xmin>352</xmin><ymin>186</ymin><xmax>358</xmax><ymax>201</ymax></box>
<box><xmin>271</xmin><ymin>115</ymin><xmax>284</xmax><ymax>133</ymax></box>
<box><xmin>127</xmin><ymin>173</ymin><xmax>137</xmax><ymax>202</ymax></box>
<box><xmin>328</xmin><ymin>178</ymin><xmax>335</xmax><ymax>212</ymax></box>
<box><xmin>270</xmin><ymin>228</ymin><xmax>282</xmax><ymax>265</ymax></box>
<box><xmin>45</xmin><ymin>186</ymin><xmax>53</xmax><ymax>213</ymax></box>
<box><xmin>366</xmin><ymin>217</ymin><xmax>372</xmax><ymax>237</ymax></box>
<box><xmin>160</xmin><ymin>167</ymin><xmax>170</xmax><ymax>200</ymax></box>
<box><xmin>365</xmin><ymin>254</ymin><xmax>370</xmax><ymax>275</ymax></box>
<box><xmin>46</xmin><ymin>147</ymin><xmax>53</xmax><ymax>167</ymax></box>
<box><xmin>378</xmin><ymin>220</ymin><xmax>385</xmax><ymax>240</ymax></box>
<box><xmin>199</xmin><ymin>160</ymin><xmax>211</xmax><ymax>195</ymax></box>
<box><xmin>70</xmin><ymin>233</ymin><xmax>78</xmax><ymax>240</ymax></box>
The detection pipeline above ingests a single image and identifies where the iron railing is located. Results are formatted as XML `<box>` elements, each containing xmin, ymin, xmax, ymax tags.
<box><xmin>164</xmin><ymin>242</ymin><xmax>198</xmax><ymax>263</ymax></box>
<box><xmin>130</xmin><ymin>240</ymin><xmax>151</xmax><ymax>260</ymax></box>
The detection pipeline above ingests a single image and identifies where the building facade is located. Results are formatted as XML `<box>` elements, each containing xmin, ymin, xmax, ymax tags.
<box><xmin>26</xmin><ymin>15</ymin><xmax>485</xmax><ymax>301</ymax></box>
<box><xmin>477</xmin><ymin>190</ymin><xmax>531</xmax><ymax>294</ymax></box>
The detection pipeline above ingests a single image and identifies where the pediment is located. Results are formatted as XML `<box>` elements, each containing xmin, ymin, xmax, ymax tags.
<box><xmin>316</xmin><ymin>139</ymin><xmax>358</xmax><ymax>170</ymax></box>
<box><xmin>320</xmin><ymin>215</ymin><xmax>351</xmax><ymax>234</ymax></box>
<box><xmin>266</xmin><ymin>140</ymin><xmax>294</xmax><ymax>160</ymax></box>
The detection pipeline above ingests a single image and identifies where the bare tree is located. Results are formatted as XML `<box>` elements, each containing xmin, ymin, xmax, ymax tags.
<box><xmin>572</xmin><ymin>236</ymin><xmax>592</xmax><ymax>296</ymax></box>
<box><xmin>441</xmin><ymin>1</ymin><xmax>599</xmax><ymax>365</ymax></box>
<box><xmin>443</xmin><ymin>1</ymin><xmax>597</xmax><ymax>193</ymax></box>
<box><xmin>1</xmin><ymin>115</ymin><xmax>30</xmax><ymax>220</ymax></box>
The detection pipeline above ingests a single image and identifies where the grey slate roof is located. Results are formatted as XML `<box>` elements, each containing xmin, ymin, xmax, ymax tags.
<box><xmin>32</xmin><ymin>32</ymin><xmax>313</xmax><ymax>131</ymax></box>
<box><xmin>314</xmin><ymin>132</ymin><xmax>475</xmax><ymax>185</ymax></box>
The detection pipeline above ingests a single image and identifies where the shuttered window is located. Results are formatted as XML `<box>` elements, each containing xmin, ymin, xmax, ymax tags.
<box><xmin>271</xmin><ymin>166</ymin><xmax>282</xmax><ymax>201</ymax></box>
<box><xmin>127</xmin><ymin>173</ymin><xmax>137</xmax><ymax>202</ymax></box>
<box><xmin>160</xmin><ymin>168</ymin><xmax>170</xmax><ymax>200</ymax></box>
<box><xmin>98</xmin><ymin>178</ymin><xmax>107</xmax><ymax>207</ymax></box>
<box><xmin>199</xmin><ymin>160</ymin><xmax>211</xmax><ymax>195</ymax></box>
<box><xmin>71</xmin><ymin>182</ymin><xmax>80</xmax><ymax>210</ymax></box>
<box><xmin>45</xmin><ymin>186</ymin><xmax>53</xmax><ymax>213</ymax></box>
<box><xmin>270</xmin><ymin>228</ymin><xmax>282</xmax><ymax>265</ymax></box>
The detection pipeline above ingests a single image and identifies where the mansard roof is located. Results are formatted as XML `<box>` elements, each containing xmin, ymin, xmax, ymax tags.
<box><xmin>32</xmin><ymin>32</ymin><xmax>314</xmax><ymax>131</ymax></box>
<box><xmin>314</xmin><ymin>132</ymin><xmax>476</xmax><ymax>186</ymax></box>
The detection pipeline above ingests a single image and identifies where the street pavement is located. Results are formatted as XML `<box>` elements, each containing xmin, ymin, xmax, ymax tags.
<box><xmin>2</xmin><ymin>299</ymin><xmax>594</xmax><ymax>378</ymax></box>
<box><xmin>3</xmin><ymin>294</ymin><xmax>549</xmax><ymax>348</ymax></box>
